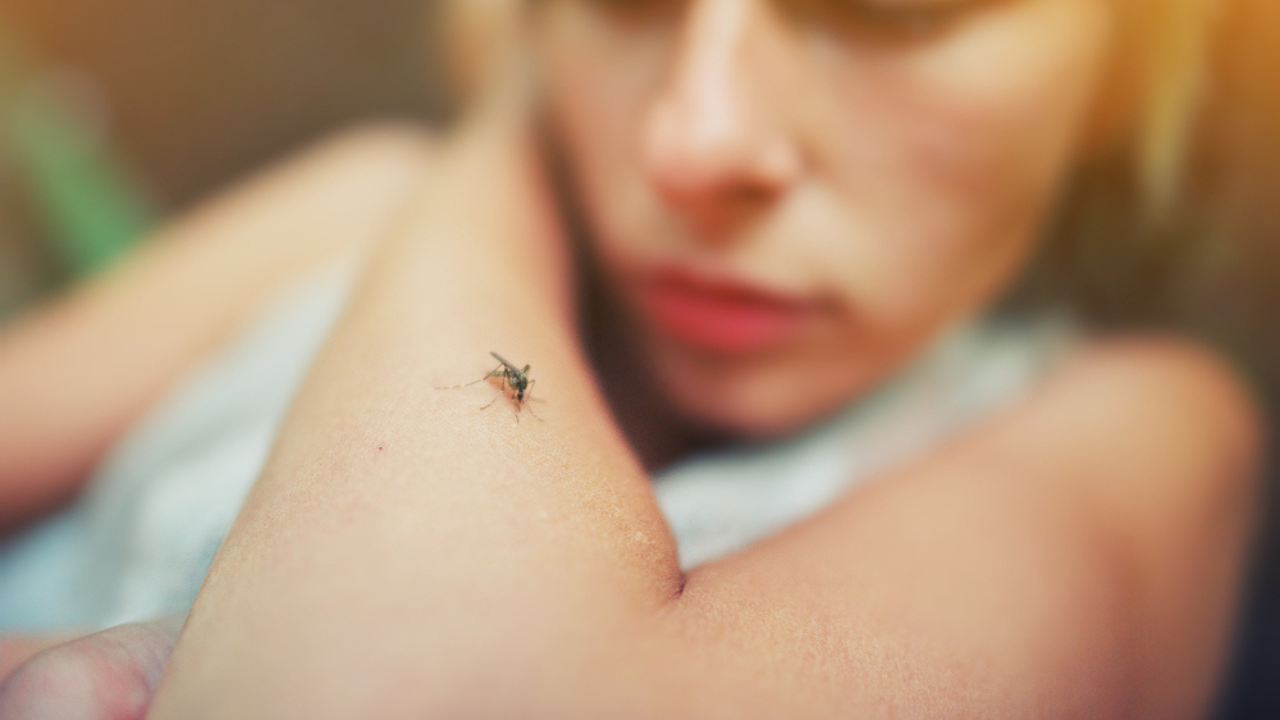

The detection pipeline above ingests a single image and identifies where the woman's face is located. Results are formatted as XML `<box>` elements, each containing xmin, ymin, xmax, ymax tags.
<box><xmin>535</xmin><ymin>0</ymin><xmax>1114</xmax><ymax>437</ymax></box>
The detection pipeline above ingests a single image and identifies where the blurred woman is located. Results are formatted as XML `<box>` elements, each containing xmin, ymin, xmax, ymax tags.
<box><xmin>0</xmin><ymin>0</ymin><xmax>1260</xmax><ymax>718</ymax></box>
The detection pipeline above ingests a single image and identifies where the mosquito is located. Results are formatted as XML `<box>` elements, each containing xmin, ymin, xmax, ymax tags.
<box><xmin>438</xmin><ymin>351</ymin><xmax>542</xmax><ymax>422</ymax></box>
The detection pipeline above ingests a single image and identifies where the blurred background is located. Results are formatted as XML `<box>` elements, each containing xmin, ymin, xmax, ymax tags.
<box><xmin>0</xmin><ymin>0</ymin><xmax>448</xmax><ymax>313</ymax></box>
<box><xmin>0</xmin><ymin>0</ymin><xmax>1275</xmax><ymax>715</ymax></box>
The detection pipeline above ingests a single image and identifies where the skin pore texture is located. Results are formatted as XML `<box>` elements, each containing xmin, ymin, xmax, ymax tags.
<box><xmin>0</xmin><ymin>0</ymin><xmax>1262</xmax><ymax>718</ymax></box>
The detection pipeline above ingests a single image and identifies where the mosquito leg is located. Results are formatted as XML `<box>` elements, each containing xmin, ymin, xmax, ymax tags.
<box><xmin>524</xmin><ymin>380</ymin><xmax>545</xmax><ymax>422</ymax></box>
<box><xmin>481</xmin><ymin>370</ymin><xmax>513</xmax><ymax>411</ymax></box>
<box><xmin>476</xmin><ymin>364</ymin><xmax>505</xmax><ymax>384</ymax></box>
<box><xmin>437</xmin><ymin>365</ymin><xmax>505</xmax><ymax>390</ymax></box>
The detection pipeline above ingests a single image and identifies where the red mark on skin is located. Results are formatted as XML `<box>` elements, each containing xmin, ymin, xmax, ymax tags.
<box><xmin>378</xmin><ymin>446</ymin><xmax>384</xmax><ymax>451</ymax></box>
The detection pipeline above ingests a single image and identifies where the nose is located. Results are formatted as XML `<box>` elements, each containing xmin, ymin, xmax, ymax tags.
<box><xmin>641</xmin><ymin>0</ymin><xmax>804</xmax><ymax>239</ymax></box>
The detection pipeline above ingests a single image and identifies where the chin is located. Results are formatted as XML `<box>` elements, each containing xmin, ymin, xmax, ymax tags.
<box><xmin>672</xmin><ymin>397</ymin><xmax>817</xmax><ymax>442</ymax></box>
<box><xmin>646</xmin><ymin>340</ymin><xmax>872</xmax><ymax>443</ymax></box>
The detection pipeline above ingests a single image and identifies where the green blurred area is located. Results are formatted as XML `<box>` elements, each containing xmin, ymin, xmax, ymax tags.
<box><xmin>1</xmin><ymin>28</ymin><xmax>155</xmax><ymax>271</ymax></box>
<box><xmin>0</xmin><ymin>24</ymin><xmax>155</xmax><ymax>317</ymax></box>
<box><xmin>0</xmin><ymin>0</ymin><xmax>445</xmax><ymax>320</ymax></box>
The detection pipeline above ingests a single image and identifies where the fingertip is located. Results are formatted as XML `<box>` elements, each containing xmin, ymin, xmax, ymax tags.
<box><xmin>0</xmin><ymin>618</ymin><xmax>184</xmax><ymax>720</ymax></box>
<box><xmin>0</xmin><ymin>642</ymin><xmax>109</xmax><ymax>720</ymax></box>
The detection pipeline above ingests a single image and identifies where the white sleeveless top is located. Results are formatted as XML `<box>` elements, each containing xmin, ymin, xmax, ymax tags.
<box><xmin>0</xmin><ymin>266</ymin><xmax>1074</xmax><ymax>632</ymax></box>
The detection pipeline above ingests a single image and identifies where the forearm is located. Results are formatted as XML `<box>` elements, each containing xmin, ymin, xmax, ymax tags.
<box><xmin>146</xmin><ymin>125</ymin><xmax>683</xmax><ymax>719</ymax></box>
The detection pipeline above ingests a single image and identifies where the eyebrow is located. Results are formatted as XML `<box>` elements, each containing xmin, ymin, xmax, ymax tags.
<box><xmin>821</xmin><ymin>0</ymin><xmax>1014</xmax><ymax>11</ymax></box>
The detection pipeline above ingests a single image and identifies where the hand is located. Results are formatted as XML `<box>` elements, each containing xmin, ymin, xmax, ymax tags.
<box><xmin>0</xmin><ymin>617</ymin><xmax>182</xmax><ymax>720</ymax></box>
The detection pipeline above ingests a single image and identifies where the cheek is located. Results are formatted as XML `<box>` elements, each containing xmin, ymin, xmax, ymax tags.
<box><xmin>539</xmin><ymin>7</ymin><xmax>671</xmax><ymax>261</ymax></box>
<box><xmin>809</xmin><ymin>0</ymin><xmax>1112</xmax><ymax>326</ymax></box>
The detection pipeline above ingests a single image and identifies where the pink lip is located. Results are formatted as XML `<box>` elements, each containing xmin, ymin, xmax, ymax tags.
<box><xmin>636</xmin><ymin>267</ymin><xmax>813</xmax><ymax>355</ymax></box>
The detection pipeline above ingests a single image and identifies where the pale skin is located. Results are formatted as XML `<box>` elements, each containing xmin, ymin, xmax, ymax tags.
<box><xmin>0</xmin><ymin>0</ymin><xmax>1263</xmax><ymax>718</ymax></box>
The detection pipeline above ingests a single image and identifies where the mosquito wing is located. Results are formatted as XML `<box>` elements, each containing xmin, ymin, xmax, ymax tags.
<box><xmin>490</xmin><ymin>352</ymin><xmax>522</xmax><ymax>375</ymax></box>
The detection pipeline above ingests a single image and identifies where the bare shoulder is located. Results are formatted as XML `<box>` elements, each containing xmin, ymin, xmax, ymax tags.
<box><xmin>231</xmin><ymin>121</ymin><xmax>442</xmax><ymax>203</ymax></box>
<box><xmin>1005</xmin><ymin>333</ymin><xmax>1263</xmax><ymax>537</ymax></box>
<box><xmin>1043</xmin><ymin>334</ymin><xmax>1261</xmax><ymax>466</ymax></box>
<box><xmin>158</xmin><ymin>121</ymin><xmax>444</xmax><ymax>259</ymax></box>
<box><xmin>1060</xmin><ymin>334</ymin><xmax>1257</xmax><ymax>415</ymax></box>
<box><xmin>299</xmin><ymin>122</ymin><xmax>441</xmax><ymax>173</ymax></box>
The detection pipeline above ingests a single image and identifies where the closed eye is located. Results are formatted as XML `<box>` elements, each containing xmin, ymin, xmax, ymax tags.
<box><xmin>788</xmin><ymin>0</ymin><xmax>1013</xmax><ymax>43</ymax></box>
<box><xmin>581</xmin><ymin>0</ymin><xmax>1013</xmax><ymax>43</ymax></box>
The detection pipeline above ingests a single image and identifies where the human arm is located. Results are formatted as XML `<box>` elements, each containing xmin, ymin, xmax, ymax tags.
<box><xmin>0</xmin><ymin>125</ymin><xmax>433</xmax><ymax>533</ymax></box>
<box><xmin>140</xmin><ymin>107</ymin><xmax>1261</xmax><ymax>719</ymax></box>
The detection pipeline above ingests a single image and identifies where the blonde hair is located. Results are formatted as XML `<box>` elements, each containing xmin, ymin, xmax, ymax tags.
<box><xmin>1012</xmin><ymin>0</ymin><xmax>1230</xmax><ymax>319</ymax></box>
<box><xmin>1126</xmin><ymin>0</ymin><xmax>1220</xmax><ymax>218</ymax></box>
